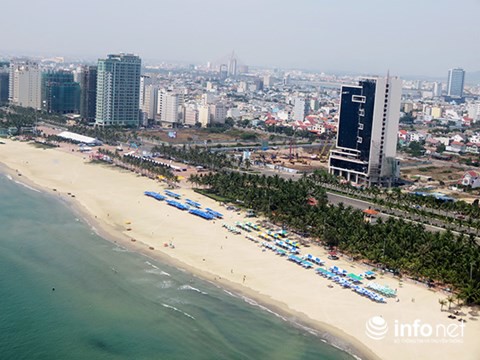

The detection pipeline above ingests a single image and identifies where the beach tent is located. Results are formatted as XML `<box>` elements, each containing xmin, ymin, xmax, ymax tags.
<box><xmin>347</xmin><ymin>273</ymin><xmax>363</xmax><ymax>283</ymax></box>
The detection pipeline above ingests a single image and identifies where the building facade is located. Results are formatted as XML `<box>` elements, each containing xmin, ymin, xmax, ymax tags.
<box><xmin>157</xmin><ymin>91</ymin><xmax>183</xmax><ymax>125</ymax></box>
<box><xmin>141</xmin><ymin>85</ymin><xmax>158</xmax><ymax>121</ymax></box>
<box><xmin>9</xmin><ymin>61</ymin><xmax>42</xmax><ymax>109</ymax></box>
<box><xmin>0</xmin><ymin>69</ymin><xmax>8</xmax><ymax>105</ymax></box>
<box><xmin>42</xmin><ymin>71</ymin><xmax>80</xmax><ymax>114</ymax></box>
<box><xmin>447</xmin><ymin>68</ymin><xmax>465</xmax><ymax>98</ymax></box>
<box><xmin>329</xmin><ymin>76</ymin><xmax>402</xmax><ymax>186</ymax></box>
<box><xmin>293</xmin><ymin>97</ymin><xmax>308</xmax><ymax>121</ymax></box>
<box><xmin>79</xmin><ymin>66</ymin><xmax>97</xmax><ymax>122</ymax></box>
<box><xmin>95</xmin><ymin>53</ymin><xmax>141</xmax><ymax>127</ymax></box>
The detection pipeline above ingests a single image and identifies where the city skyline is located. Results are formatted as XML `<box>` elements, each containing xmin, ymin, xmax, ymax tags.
<box><xmin>1</xmin><ymin>0</ymin><xmax>479</xmax><ymax>77</ymax></box>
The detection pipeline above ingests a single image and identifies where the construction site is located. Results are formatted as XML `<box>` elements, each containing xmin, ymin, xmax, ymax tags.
<box><xmin>250</xmin><ymin>140</ymin><xmax>334</xmax><ymax>172</ymax></box>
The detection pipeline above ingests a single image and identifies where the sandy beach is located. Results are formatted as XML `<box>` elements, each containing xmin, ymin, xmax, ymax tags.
<box><xmin>1</xmin><ymin>139</ymin><xmax>479</xmax><ymax>360</ymax></box>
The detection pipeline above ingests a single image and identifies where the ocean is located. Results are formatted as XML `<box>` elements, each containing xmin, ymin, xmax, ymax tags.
<box><xmin>0</xmin><ymin>173</ymin><xmax>354</xmax><ymax>360</ymax></box>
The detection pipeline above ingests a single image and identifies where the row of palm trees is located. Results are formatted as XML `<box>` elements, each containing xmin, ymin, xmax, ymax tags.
<box><xmin>151</xmin><ymin>144</ymin><xmax>235</xmax><ymax>170</ymax></box>
<box><xmin>96</xmin><ymin>148</ymin><xmax>177</xmax><ymax>181</ymax></box>
<box><xmin>308</xmin><ymin>170</ymin><xmax>480</xmax><ymax>234</ymax></box>
<box><xmin>189</xmin><ymin>170</ymin><xmax>480</xmax><ymax>304</ymax></box>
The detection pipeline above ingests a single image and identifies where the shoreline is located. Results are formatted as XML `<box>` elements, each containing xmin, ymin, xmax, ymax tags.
<box><xmin>1</xmin><ymin>139</ymin><xmax>479</xmax><ymax>360</ymax></box>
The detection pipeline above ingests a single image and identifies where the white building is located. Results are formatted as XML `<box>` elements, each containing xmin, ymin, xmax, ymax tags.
<box><xmin>198</xmin><ymin>105</ymin><xmax>210</xmax><ymax>127</ymax></box>
<box><xmin>209</xmin><ymin>102</ymin><xmax>227</xmax><ymax>124</ymax></box>
<box><xmin>157</xmin><ymin>91</ymin><xmax>183</xmax><ymax>124</ymax></box>
<box><xmin>293</xmin><ymin>97</ymin><xmax>308</xmax><ymax>121</ymax></box>
<box><xmin>141</xmin><ymin>85</ymin><xmax>158</xmax><ymax>120</ymax></box>
<box><xmin>461</xmin><ymin>171</ymin><xmax>480</xmax><ymax>188</ymax></box>
<box><xmin>9</xmin><ymin>61</ymin><xmax>42</xmax><ymax>109</ymax></box>
<box><xmin>467</xmin><ymin>102</ymin><xmax>480</xmax><ymax>122</ymax></box>
<box><xmin>183</xmin><ymin>105</ymin><xmax>198</xmax><ymax>126</ymax></box>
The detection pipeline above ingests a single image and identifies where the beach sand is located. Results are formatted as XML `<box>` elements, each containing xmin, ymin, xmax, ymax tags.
<box><xmin>1</xmin><ymin>139</ymin><xmax>479</xmax><ymax>360</ymax></box>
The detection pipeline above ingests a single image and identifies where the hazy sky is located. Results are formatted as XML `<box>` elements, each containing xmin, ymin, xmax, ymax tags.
<box><xmin>2</xmin><ymin>0</ymin><xmax>479</xmax><ymax>76</ymax></box>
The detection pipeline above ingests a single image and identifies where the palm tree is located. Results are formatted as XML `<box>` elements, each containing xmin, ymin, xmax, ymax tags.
<box><xmin>438</xmin><ymin>299</ymin><xmax>447</xmax><ymax>312</ymax></box>
<box><xmin>447</xmin><ymin>295</ymin><xmax>455</xmax><ymax>310</ymax></box>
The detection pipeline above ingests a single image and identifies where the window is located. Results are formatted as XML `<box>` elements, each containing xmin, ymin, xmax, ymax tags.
<box><xmin>358</xmin><ymin>123</ymin><xmax>364</xmax><ymax>130</ymax></box>
<box><xmin>352</xmin><ymin>95</ymin><xmax>366</xmax><ymax>103</ymax></box>
<box><xmin>359</xmin><ymin>108</ymin><xmax>365</xmax><ymax>116</ymax></box>
<box><xmin>357</xmin><ymin>136</ymin><xmax>363</xmax><ymax>143</ymax></box>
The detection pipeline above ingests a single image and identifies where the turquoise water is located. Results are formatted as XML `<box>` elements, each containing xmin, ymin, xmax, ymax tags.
<box><xmin>0</xmin><ymin>174</ymin><xmax>354</xmax><ymax>360</ymax></box>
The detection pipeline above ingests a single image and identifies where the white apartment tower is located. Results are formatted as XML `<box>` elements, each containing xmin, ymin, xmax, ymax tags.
<box><xmin>9</xmin><ymin>61</ymin><xmax>42</xmax><ymax>109</ymax></box>
<box><xmin>329</xmin><ymin>76</ymin><xmax>402</xmax><ymax>186</ymax></box>
<box><xmin>157</xmin><ymin>91</ymin><xmax>183</xmax><ymax>124</ymax></box>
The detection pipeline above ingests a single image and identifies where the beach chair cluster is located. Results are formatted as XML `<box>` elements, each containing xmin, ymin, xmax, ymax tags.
<box><xmin>352</xmin><ymin>285</ymin><xmax>386</xmax><ymax>303</ymax></box>
<box><xmin>223</xmin><ymin>223</ymin><xmax>241</xmax><ymax>234</ymax></box>
<box><xmin>261</xmin><ymin>242</ymin><xmax>287</xmax><ymax>256</ymax></box>
<box><xmin>366</xmin><ymin>282</ymin><xmax>397</xmax><ymax>297</ymax></box>
<box><xmin>287</xmin><ymin>254</ymin><xmax>314</xmax><ymax>268</ymax></box>
<box><xmin>166</xmin><ymin>199</ymin><xmax>189</xmax><ymax>210</ymax></box>
<box><xmin>303</xmin><ymin>254</ymin><xmax>325</xmax><ymax>266</ymax></box>
<box><xmin>258</xmin><ymin>233</ymin><xmax>271</xmax><ymax>241</ymax></box>
<box><xmin>315</xmin><ymin>268</ymin><xmax>386</xmax><ymax>303</ymax></box>
<box><xmin>144</xmin><ymin>191</ymin><xmax>166</xmax><ymax>201</ymax></box>
<box><xmin>189</xmin><ymin>209</ymin><xmax>214</xmax><ymax>220</ymax></box>
<box><xmin>164</xmin><ymin>190</ymin><xmax>181</xmax><ymax>199</ymax></box>
<box><xmin>362</xmin><ymin>270</ymin><xmax>376</xmax><ymax>280</ymax></box>
<box><xmin>329</xmin><ymin>266</ymin><xmax>348</xmax><ymax>277</ymax></box>
<box><xmin>244</xmin><ymin>222</ymin><xmax>260</xmax><ymax>231</ymax></box>
<box><xmin>275</xmin><ymin>240</ymin><xmax>299</xmax><ymax>254</ymax></box>
<box><xmin>205</xmin><ymin>208</ymin><xmax>223</xmax><ymax>219</ymax></box>
<box><xmin>245</xmin><ymin>234</ymin><xmax>259</xmax><ymax>243</ymax></box>
<box><xmin>185</xmin><ymin>199</ymin><xmax>201</xmax><ymax>208</ymax></box>
<box><xmin>235</xmin><ymin>222</ymin><xmax>252</xmax><ymax>232</ymax></box>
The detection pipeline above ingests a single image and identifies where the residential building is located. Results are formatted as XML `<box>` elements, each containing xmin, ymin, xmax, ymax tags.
<box><xmin>209</xmin><ymin>102</ymin><xmax>227</xmax><ymax>124</ymax></box>
<box><xmin>141</xmin><ymin>85</ymin><xmax>158</xmax><ymax>121</ymax></box>
<box><xmin>446</xmin><ymin>141</ymin><xmax>465</xmax><ymax>153</ymax></box>
<box><xmin>184</xmin><ymin>105</ymin><xmax>198</xmax><ymax>126</ymax></box>
<box><xmin>447</xmin><ymin>68</ymin><xmax>465</xmax><ymax>98</ymax></box>
<box><xmin>157</xmin><ymin>91</ymin><xmax>183</xmax><ymax>125</ymax></box>
<box><xmin>293</xmin><ymin>97</ymin><xmax>308</xmax><ymax>121</ymax></box>
<box><xmin>42</xmin><ymin>71</ymin><xmax>81</xmax><ymax>114</ymax></box>
<box><xmin>433</xmin><ymin>82</ymin><xmax>442</xmax><ymax>97</ymax></box>
<box><xmin>461</xmin><ymin>171</ymin><xmax>480</xmax><ymax>189</ymax></box>
<box><xmin>465</xmin><ymin>143</ymin><xmax>480</xmax><ymax>154</ymax></box>
<box><xmin>9</xmin><ymin>60</ymin><xmax>42</xmax><ymax>109</ymax></box>
<box><xmin>431</xmin><ymin>107</ymin><xmax>442</xmax><ymax>119</ymax></box>
<box><xmin>467</xmin><ymin>102</ymin><xmax>480</xmax><ymax>122</ymax></box>
<box><xmin>95</xmin><ymin>53</ymin><xmax>141</xmax><ymax>127</ymax></box>
<box><xmin>0</xmin><ymin>68</ymin><xmax>8</xmax><ymax>105</ymax></box>
<box><xmin>329</xmin><ymin>76</ymin><xmax>402</xmax><ymax>186</ymax></box>
<box><xmin>78</xmin><ymin>66</ymin><xmax>97</xmax><ymax>122</ymax></box>
<box><xmin>198</xmin><ymin>105</ymin><xmax>210</xmax><ymax>127</ymax></box>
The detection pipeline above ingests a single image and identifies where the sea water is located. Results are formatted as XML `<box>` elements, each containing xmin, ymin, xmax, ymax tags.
<box><xmin>0</xmin><ymin>174</ymin><xmax>354</xmax><ymax>360</ymax></box>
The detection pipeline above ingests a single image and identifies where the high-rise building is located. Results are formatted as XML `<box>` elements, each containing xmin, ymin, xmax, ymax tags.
<box><xmin>433</xmin><ymin>82</ymin><xmax>442</xmax><ymax>97</ymax></box>
<box><xmin>0</xmin><ymin>64</ymin><xmax>9</xmax><ymax>105</ymax></box>
<box><xmin>79</xmin><ymin>66</ymin><xmax>97</xmax><ymax>122</ymax></box>
<box><xmin>157</xmin><ymin>91</ymin><xmax>183</xmax><ymax>125</ymax></box>
<box><xmin>9</xmin><ymin>60</ymin><xmax>42</xmax><ymax>109</ymax></box>
<box><xmin>329</xmin><ymin>76</ymin><xmax>402</xmax><ymax>186</ymax></box>
<box><xmin>95</xmin><ymin>53</ymin><xmax>141</xmax><ymax>127</ymax></box>
<box><xmin>42</xmin><ymin>71</ymin><xmax>81</xmax><ymax>114</ymax></box>
<box><xmin>198</xmin><ymin>105</ymin><xmax>210</xmax><ymax>127</ymax></box>
<box><xmin>447</xmin><ymin>68</ymin><xmax>465</xmax><ymax>98</ymax></box>
<box><xmin>141</xmin><ymin>85</ymin><xmax>158</xmax><ymax>121</ymax></box>
<box><xmin>209</xmin><ymin>102</ymin><xmax>227</xmax><ymax>124</ymax></box>
<box><xmin>293</xmin><ymin>97</ymin><xmax>308</xmax><ymax>121</ymax></box>
<box><xmin>183</xmin><ymin>105</ymin><xmax>199</xmax><ymax>126</ymax></box>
